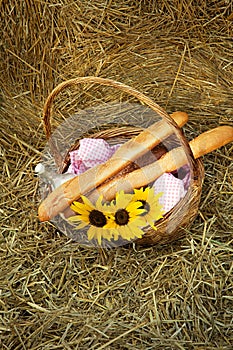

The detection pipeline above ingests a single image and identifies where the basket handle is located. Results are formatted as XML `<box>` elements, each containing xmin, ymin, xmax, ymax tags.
<box><xmin>43</xmin><ymin>76</ymin><xmax>193</xmax><ymax>170</ymax></box>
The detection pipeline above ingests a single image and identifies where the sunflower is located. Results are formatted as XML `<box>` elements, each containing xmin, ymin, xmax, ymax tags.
<box><xmin>68</xmin><ymin>188</ymin><xmax>161</xmax><ymax>245</ymax></box>
<box><xmin>132</xmin><ymin>187</ymin><xmax>164</xmax><ymax>230</ymax></box>
<box><xmin>104</xmin><ymin>190</ymin><xmax>146</xmax><ymax>241</ymax></box>
<box><xmin>69</xmin><ymin>195</ymin><xmax>113</xmax><ymax>244</ymax></box>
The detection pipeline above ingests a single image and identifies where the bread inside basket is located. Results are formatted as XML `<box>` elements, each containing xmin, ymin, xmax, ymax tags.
<box><xmin>37</xmin><ymin>77</ymin><xmax>204</xmax><ymax>247</ymax></box>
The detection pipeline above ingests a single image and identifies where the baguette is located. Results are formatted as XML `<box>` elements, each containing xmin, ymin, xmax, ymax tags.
<box><xmin>38</xmin><ymin>111</ymin><xmax>188</xmax><ymax>221</ymax></box>
<box><xmin>90</xmin><ymin>147</ymin><xmax>187</xmax><ymax>202</ymax></box>
<box><xmin>189</xmin><ymin>125</ymin><xmax>233</xmax><ymax>158</ymax></box>
<box><xmin>93</xmin><ymin>125</ymin><xmax>233</xmax><ymax>201</ymax></box>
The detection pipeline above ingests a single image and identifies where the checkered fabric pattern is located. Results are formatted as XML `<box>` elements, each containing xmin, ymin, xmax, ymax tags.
<box><xmin>68</xmin><ymin>138</ymin><xmax>120</xmax><ymax>174</ymax></box>
<box><xmin>153</xmin><ymin>173</ymin><xmax>187</xmax><ymax>213</ymax></box>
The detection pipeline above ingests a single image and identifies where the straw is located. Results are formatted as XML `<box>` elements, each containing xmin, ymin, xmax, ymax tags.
<box><xmin>0</xmin><ymin>1</ymin><xmax>232</xmax><ymax>349</ymax></box>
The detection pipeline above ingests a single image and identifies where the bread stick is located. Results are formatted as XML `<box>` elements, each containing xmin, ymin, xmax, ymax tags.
<box><xmin>38</xmin><ymin>111</ymin><xmax>188</xmax><ymax>221</ymax></box>
<box><xmin>189</xmin><ymin>125</ymin><xmax>233</xmax><ymax>158</ymax></box>
<box><xmin>90</xmin><ymin>147</ymin><xmax>187</xmax><ymax>202</ymax></box>
<box><xmin>93</xmin><ymin>125</ymin><xmax>233</xmax><ymax>201</ymax></box>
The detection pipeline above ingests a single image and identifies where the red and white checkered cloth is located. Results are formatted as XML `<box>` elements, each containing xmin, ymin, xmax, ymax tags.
<box><xmin>67</xmin><ymin>138</ymin><xmax>190</xmax><ymax>214</ymax></box>
<box><xmin>67</xmin><ymin>138</ymin><xmax>120</xmax><ymax>174</ymax></box>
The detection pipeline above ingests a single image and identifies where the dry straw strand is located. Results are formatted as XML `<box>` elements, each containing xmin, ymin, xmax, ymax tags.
<box><xmin>0</xmin><ymin>1</ymin><xmax>232</xmax><ymax>349</ymax></box>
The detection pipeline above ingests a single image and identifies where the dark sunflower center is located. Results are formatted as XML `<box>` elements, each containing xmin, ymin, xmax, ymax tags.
<box><xmin>139</xmin><ymin>200</ymin><xmax>150</xmax><ymax>215</ymax></box>
<box><xmin>89</xmin><ymin>210</ymin><xmax>107</xmax><ymax>227</ymax></box>
<box><xmin>115</xmin><ymin>209</ymin><xmax>130</xmax><ymax>225</ymax></box>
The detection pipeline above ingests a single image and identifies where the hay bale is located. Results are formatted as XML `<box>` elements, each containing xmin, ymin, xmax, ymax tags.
<box><xmin>0</xmin><ymin>1</ymin><xmax>232</xmax><ymax>349</ymax></box>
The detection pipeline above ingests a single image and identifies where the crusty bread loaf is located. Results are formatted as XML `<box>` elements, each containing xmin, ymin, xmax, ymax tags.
<box><xmin>92</xmin><ymin>147</ymin><xmax>187</xmax><ymax>202</ymax></box>
<box><xmin>189</xmin><ymin>125</ymin><xmax>233</xmax><ymax>158</ymax></box>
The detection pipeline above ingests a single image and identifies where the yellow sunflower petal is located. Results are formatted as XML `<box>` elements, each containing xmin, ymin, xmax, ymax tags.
<box><xmin>87</xmin><ymin>226</ymin><xmax>96</xmax><ymax>241</ymax></box>
<box><xmin>104</xmin><ymin>216</ymin><xmax>117</xmax><ymax>229</ymax></box>
<box><xmin>128</xmin><ymin>224</ymin><xmax>143</xmax><ymax>240</ymax></box>
<box><xmin>101</xmin><ymin>229</ymin><xmax>113</xmax><ymax>241</ymax></box>
<box><xmin>131</xmin><ymin>225</ymin><xmax>144</xmax><ymax>238</ymax></box>
<box><xmin>76</xmin><ymin>221</ymin><xmax>89</xmax><ymax>229</ymax></box>
<box><xmin>68</xmin><ymin>215</ymin><xmax>81</xmax><ymax>222</ymax></box>
<box><xmin>70</xmin><ymin>202</ymin><xmax>90</xmax><ymax>215</ymax></box>
<box><xmin>72</xmin><ymin>210</ymin><xmax>90</xmax><ymax>221</ymax></box>
<box><xmin>112</xmin><ymin>229</ymin><xmax>119</xmax><ymax>241</ymax></box>
<box><xmin>95</xmin><ymin>195</ymin><xmax>105</xmax><ymax>211</ymax></box>
<box><xmin>150</xmin><ymin>224</ymin><xmax>158</xmax><ymax>231</ymax></box>
<box><xmin>118</xmin><ymin>225</ymin><xmax>132</xmax><ymax>240</ymax></box>
<box><xmin>115</xmin><ymin>190</ymin><xmax>134</xmax><ymax>208</ymax></box>
<box><xmin>129</xmin><ymin>216</ymin><xmax>146</xmax><ymax>227</ymax></box>
<box><xmin>133</xmin><ymin>187</ymin><xmax>149</xmax><ymax>201</ymax></box>
<box><xmin>96</xmin><ymin>231</ymin><xmax>103</xmax><ymax>245</ymax></box>
<box><xmin>68</xmin><ymin>218</ymin><xmax>88</xmax><ymax>229</ymax></box>
<box><xmin>126</xmin><ymin>202</ymin><xmax>145</xmax><ymax>217</ymax></box>
<box><xmin>80</xmin><ymin>195</ymin><xmax>95</xmax><ymax>210</ymax></box>
<box><xmin>70</xmin><ymin>202</ymin><xmax>82</xmax><ymax>212</ymax></box>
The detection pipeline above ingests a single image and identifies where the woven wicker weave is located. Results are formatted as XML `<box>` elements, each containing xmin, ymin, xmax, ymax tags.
<box><xmin>42</xmin><ymin>77</ymin><xmax>204</xmax><ymax>246</ymax></box>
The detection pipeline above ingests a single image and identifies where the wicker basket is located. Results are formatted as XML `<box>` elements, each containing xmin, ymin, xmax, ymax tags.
<box><xmin>42</xmin><ymin>77</ymin><xmax>204</xmax><ymax>246</ymax></box>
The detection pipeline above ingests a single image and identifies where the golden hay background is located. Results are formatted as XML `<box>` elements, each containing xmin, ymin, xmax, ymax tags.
<box><xmin>0</xmin><ymin>1</ymin><xmax>233</xmax><ymax>349</ymax></box>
